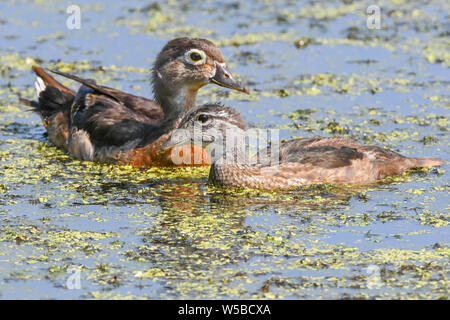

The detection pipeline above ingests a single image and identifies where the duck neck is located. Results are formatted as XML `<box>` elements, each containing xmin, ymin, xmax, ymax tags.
<box><xmin>152</xmin><ymin>73</ymin><xmax>199</xmax><ymax>119</ymax></box>
<box><xmin>209</xmin><ymin>135</ymin><xmax>286</xmax><ymax>188</ymax></box>
<box><xmin>209</xmin><ymin>137</ymin><xmax>253</xmax><ymax>187</ymax></box>
<box><xmin>209</xmin><ymin>162</ymin><xmax>259</xmax><ymax>188</ymax></box>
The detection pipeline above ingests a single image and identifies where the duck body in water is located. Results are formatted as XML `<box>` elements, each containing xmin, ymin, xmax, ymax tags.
<box><xmin>160</xmin><ymin>105</ymin><xmax>445</xmax><ymax>189</ymax></box>
<box><xmin>20</xmin><ymin>38</ymin><xmax>247</xmax><ymax>167</ymax></box>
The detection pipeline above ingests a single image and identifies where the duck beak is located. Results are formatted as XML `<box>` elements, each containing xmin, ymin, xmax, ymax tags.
<box><xmin>158</xmin><ymin>130</ymin><xmax>190</xmax><ymax>151</ymax></box>
<box><xmin>211</xmin><ymin>62</ymin><xmax>249</xmax><ymax>94</ymax></box>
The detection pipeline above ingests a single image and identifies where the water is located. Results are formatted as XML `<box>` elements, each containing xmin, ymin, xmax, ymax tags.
<box><xmin>0</xmin><ymin>0</ymin><xmax>448</xmax><ymax>299</ymax></box>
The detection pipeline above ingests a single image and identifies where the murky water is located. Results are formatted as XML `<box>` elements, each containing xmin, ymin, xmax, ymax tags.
<box><xmin>0</xmin><ymin>0</ymin><xmax>448</xmax><ymax>299</ymax></box>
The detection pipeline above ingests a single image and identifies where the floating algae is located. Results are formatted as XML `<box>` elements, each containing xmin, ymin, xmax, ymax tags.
<box><xmin>0</xmin><ymin>0</ymin><xmax>448</xmax><ymax>299</ymax></box>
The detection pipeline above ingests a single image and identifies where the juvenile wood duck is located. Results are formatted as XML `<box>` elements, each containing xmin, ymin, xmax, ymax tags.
<box><xmin>20</xmin><ymin>37</ymin><xmax>248</xmax><ymax>166</ymax></box>
<box><xmin>160</xmin><ymin>105</ymin><xmax>445</xmax><ymax>189</ymax></box>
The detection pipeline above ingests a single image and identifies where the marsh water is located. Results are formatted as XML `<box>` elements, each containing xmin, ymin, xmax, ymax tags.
<box><xmin>0</xmin><ymin>0</ymin><xmax>448</xmax><ymax>299</ymax></box>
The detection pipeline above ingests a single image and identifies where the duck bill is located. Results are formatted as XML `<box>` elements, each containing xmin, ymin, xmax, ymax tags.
<box><xmin>158</xmin><ymin>131</ymin><xmax>190</xmax><ymax>151</ymax></box>
<box><xmin>211</xmin><ymin>63</ymin><xmax>249</xmax><ymax>94</ymax></box>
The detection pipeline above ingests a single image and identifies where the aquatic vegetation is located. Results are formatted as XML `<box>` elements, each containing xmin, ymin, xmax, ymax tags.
<box><xmin>0</xmin><ymin>0</ymin><xmax>448</xmax><ymax>299</ymax></box>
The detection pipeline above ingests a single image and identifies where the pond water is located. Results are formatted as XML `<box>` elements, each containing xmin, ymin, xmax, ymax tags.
<box><xmin>0</xmin><ymin>0</ymin><xmax>448</xmax><ymax>299</ymax></box>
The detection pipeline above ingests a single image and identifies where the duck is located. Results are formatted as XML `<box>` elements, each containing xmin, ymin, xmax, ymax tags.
<box><xmin>19</xmin><ymin>37</ymin><xmax>248</xmax><ymax>167</ymax></box>
<box><xmin>159</xmin><ymin>104</ymin><xmax>445</xmax><ymax>189</ymax></box>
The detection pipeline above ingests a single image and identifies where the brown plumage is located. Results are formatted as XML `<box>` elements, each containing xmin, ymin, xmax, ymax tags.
<box><xmin>19</xmin><ymin>38</ymin><xmax>247</xmax><ymax>167</ymax></box>
<box><xmin>160</xmin><ymin>105</ymin><xmax>445</xmax><ymax>189</ymax></box>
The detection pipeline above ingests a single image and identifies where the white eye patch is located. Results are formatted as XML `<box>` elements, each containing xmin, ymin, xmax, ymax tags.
<box><xmin>184</xmin><ymin>49</ymin><xmax>207</xmax><ymax>65</ymax></box>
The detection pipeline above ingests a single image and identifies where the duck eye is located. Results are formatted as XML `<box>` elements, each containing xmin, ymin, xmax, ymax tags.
<box><xmin>190</xmin><ymin>52</ymin><xmax>202</xmax><ymax>62</ymax></box>
<box><xmin>196</xmin><ymin>114</ymin><xmax>209</xmax><ymax>123</ymax></box>
<box><xmin>185</xmin><ymin>49</ymin><xmax>206</xmax><ymax>65</ymax></box>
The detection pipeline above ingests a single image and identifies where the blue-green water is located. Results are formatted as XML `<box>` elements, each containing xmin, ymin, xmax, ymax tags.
<box><xmin>0</xmin><ymin>0</ymin><xmax>448</xmax><ymax>299</ymax></box>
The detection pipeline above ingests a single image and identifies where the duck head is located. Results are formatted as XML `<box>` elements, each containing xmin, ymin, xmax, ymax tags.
<box><xmin>152</xmin><ymin>38</ymin><xmax>248</xmax><ymax>117</ymax></box>
<box><xmin>159</xmin><ymin>104</ymin><xmax>247</xmax><ymax>164</ymax></box>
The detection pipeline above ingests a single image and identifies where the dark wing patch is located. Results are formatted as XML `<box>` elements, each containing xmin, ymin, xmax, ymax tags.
<box><xmin>50</xmin><ymin>69</ymin><xmax>164</xmax><ymax>123</ymax></box>
<box><xmin>70</xmin><ymin>92</ymin><xmax>162</xmax><ymax>149</ymax></box>
<box><xmin>37</xmin><ymin>86</ymin><xmax>74</xmax><ymax>119</ymax></box>
<box><xmin>86</xmin><ymin>118</ymin><xmax>157</xmax><ymax>148</ymax></box>
<box><xmin>281</xmin><ymin>145</ymin><xmax>364</xmax><ymax>168</ymax></box>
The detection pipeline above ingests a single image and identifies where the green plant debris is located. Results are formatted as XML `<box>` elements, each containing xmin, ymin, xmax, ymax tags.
<box><xmin>0</xmin><ymin>0</ymin><xmax>448</xmax><ymax>300</ymax></box>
